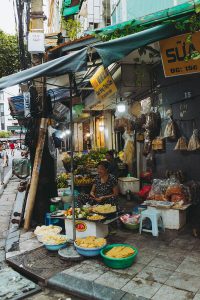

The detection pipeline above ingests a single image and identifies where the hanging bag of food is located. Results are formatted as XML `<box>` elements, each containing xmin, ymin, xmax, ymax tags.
<box><xmin>164</xmin><ymin>117</ymin><xmax>179</xmax><ymax>141</ymax></box>
<box><xmin>188</xmin><ymin>129</ymin><xmax>200</xmax><ymax>151</ymax></box>
<box><xmin>174</xmin><ymin>136</ymin><xmax>188</xmax><ymax>151</ymax></box>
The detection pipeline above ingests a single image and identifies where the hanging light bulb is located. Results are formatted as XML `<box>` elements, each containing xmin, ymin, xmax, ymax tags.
<box><xmin>99</xmin><ymin>124</ymin><xmax>105</xmax><ymax>132</ymax></box>
<box><xmin>117</xmin><ymin>102</ymin><xmax>126</xmax><ymax>113</ymax></box>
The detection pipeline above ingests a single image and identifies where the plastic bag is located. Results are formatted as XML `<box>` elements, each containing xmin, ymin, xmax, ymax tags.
<box><xmin>174</xmin><ymin>137</ymin><xmax>188</xmax><ymax>151</ymax></box>
<box><xmin>188</xmin><ymin>129</ymin><xmax>200</xmax><ymax>151</ymax></box>
<box><xmin>164</xmin><ymin>117</ymin><xmax>179</xmax><ymax>140</ymax></box>
<box><xmin>141</xmin><ymin>97</ymin><xmax>151</xmax><ymax>114</ymax></box>
<box><xmin>145</xmin><ymin>111</ymin><xmax>161</xmax><ymax>140</ymax></box>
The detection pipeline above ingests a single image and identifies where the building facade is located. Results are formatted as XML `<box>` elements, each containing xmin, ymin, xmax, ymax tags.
<box><xmin>0</xmin><ymin>87</ymin><xmax>20</xmax><ymax>132</ymax></box>
<box><xmin>110</xmin><ymin>0</ymin><xmax>188</xmax><ymax>24</ymax></box>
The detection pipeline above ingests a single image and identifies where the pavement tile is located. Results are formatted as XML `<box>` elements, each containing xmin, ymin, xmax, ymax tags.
<box><xmin>136</xmin><ymin>266</ymin><xmax>173</xmax><ymax>284</ymax></box>
<box><xmin>188</xmin><ymin>251</ymin><xmax>200</xmax><ymax>261</ymax></box>
<box><xmin>122</xmin><ymin>278</ymin><xmax>162</xmax><ymax>299</ymax></box>
<box><xmin>19</xmin><ymin>231</ymin><xmax>35</xmax><ymax>242</ymax></box>
<box><xmin>19</xmin><ymin>238</ymin><xmax>42</xmax><ymax>252</ymax></box>
<box><xmin>6</xmin><ymin>250</ymin><xmax>24</xmax><ymax>259</ymax></box>
<box><xmin>169</xmin><ymin>238</ymin><xmax>196</xmax><ymax>251</ymax></box>
<box><xmin>121</xmin><ymin>293</ymin><xmax>148</xmax><ymax>300</ymax></box>
<box><xmin>135</xmin><ymin>249</ymin><xmax>157</xmax><ymax>264</ymax></box>
<box><xmin>0</xmin><ymin>267</ymin><xmax>41</xmax><ymax>300</ymax></box>
<box><xmin>0</xmin><ymin>239</ymin><xmax>5</xmax><ymax>249</ymax></box>
<box><xmin>5</xmin><ymin>235</ymin><xmax>19</xmax><ymax>252</ymax></box>
<box><xmin>112</xmin><ymin>262</ymin><xmax>146</xmax><ymax>276</ymax></box>
<box><xmin>0</xmin><ymin>250</ymin><xmax>5</xmax><ymax>263</ymax></box>
<box><xmin>158</xmin><ymin>245</ymin><xmax>187</xmax><ymax>258</ymax></box>
<box><xmin>165</xmin><ymin>271</ymin><xmax>200</xmax><ymax>293</ymax></box>
<box><xmin>95</xmin><ymin>270</ymin><xmax>132</xmax><ymax>289</ymax></box>
<box><xmin>7</xmin><ymin>229</ymin><xmax>20</xmax><ymax>240</ymax></box>
<box><xmin>176</xmin><ymin>257</ymin><xmax>200</xmax><ymax>277</ymax></box>
<box><xmin>152</xmin><ymin>285</ymin><xmax>194</xmax><ymax>300</ymax></box>
<box><xmin>62</xmin><ymin>262</ymin><xmax>105</xmax><ymax>281</ymax></box>
<box><xmin>148</xmin><ymin>254</ymin><xmax>183</xmax><ymax>271</ymax></box>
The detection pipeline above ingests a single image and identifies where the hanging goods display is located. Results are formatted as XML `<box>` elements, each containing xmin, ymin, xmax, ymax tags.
<box><xmin>164</xmin><ymin>117</ymin><xmax>179</xmax><ymax>140</ymax></box>
<box><xmin>152</xmin><ymin>137</ymin><xmax>165</xmax><ymax>151</ymax></box>
<box><xmin>188</xmin><ymin>129</ymin><xmax>200</xmax><ymax>151</ymax></box>
<box><xmin>145</xmin><ymin>110</ymin><xmax>161</xmax><ymax>140</ymax></box>
<box><xmin>174</xmin><ymin>136</ymin><xmax>188</xmax><ymax>151</ymax></box>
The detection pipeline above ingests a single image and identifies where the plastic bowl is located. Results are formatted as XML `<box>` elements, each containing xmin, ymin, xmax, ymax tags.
<box><xmin>74</xmin><ymin>242</ymin><xmax>106</xmax><ymax>257</ymax></box>
<box><xmin>34</xmin><ymin>226</ymin><xmax>62</xmax><ymax>242</ymax></box>
<box><xmin>44</xmin><ymin>242</ymin><xmax>67</xmax><ymax>251</ymax></box>
<box><xmin>123</xmin><ymin>222</ymin><xmax>139</xmax><ymax>230</ymax></box>
<box><xmin>100</xmin><ymin>244</ymin><xmax>138</xmax><ymax>269</ymax></box>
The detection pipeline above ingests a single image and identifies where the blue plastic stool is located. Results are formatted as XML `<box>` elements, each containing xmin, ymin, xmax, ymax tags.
<box><xmin>139</xmin><ymin>209</ymin><xmax>164</xmax><ymax>237</ymax></box>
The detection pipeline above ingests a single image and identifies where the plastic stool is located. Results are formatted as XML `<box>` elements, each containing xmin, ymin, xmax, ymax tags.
<box><xmin>139</xmin><ymin>209</ymin><xmax>164</xmax><ymax>237</ymax></box>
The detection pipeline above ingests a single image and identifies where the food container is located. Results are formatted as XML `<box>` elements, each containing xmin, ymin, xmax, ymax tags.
<box><xmin>42</xmin><ymin>234</ymin><xmax>68</xmax><ymax>251</ymax></box>
<box><xmin>74</xmin><ymin>241</ymin><xmax>106</xmax><ymax>257</ymax></box>
<box><xmin>100</xmin><ymin>244</ymin><xmax>138</xmax><ymax>269</ymax></box>
<box><xmin>118</xmin><ymin>177</ymin><xmax>140</xmax><ymax>195</ymax></box>
<box><xmin>43</xmin><ymin>242</ymin><xmax>67</xmax><ymax>251</ymax></box>
<box><xmin>123</xmin><ymin>222</ymin><xmax>139</xmax><ymax>230</ymax></box>
<box><xmin>34</xmin><ymin>225</ymin><xmax>62</xmax><ymax>242</ymax></box>
<box><xmin>120</xmin><ymin>214</ymin><xmax>140</xmax><ymax>230</ymax></box>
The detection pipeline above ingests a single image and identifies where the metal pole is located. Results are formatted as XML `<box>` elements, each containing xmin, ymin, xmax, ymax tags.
<box><xmin>69</xmin><ymin>73</ymin><xmax>76</xmax><ymax>242</ymax></box>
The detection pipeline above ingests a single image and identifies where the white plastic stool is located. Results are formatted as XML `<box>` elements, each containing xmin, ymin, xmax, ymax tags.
<box><xmin>139</xmin><ymin>209</ymin><xmax>164</xmax><ymax>237</ymax></box>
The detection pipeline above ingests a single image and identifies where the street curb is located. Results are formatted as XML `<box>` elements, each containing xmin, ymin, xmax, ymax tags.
<box><xmin>0</xmin><ymin>169</ymin><xmax>13</xmax><ymax>196</ymax></box>
<box><xmin>47</xmin><ymin>273</ymin><xmax>148</xmax><ymax>300</ymax></box>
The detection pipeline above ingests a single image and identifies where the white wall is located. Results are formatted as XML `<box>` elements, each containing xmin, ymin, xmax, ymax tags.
<box><xmin>0</xmin><ymin>86</ymin><xmax>19</xmax><ymax>131</ymax></box>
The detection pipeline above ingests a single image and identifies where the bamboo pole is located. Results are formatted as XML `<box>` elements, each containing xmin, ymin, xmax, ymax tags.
<box><xmin>69</xmin><ymin>73</ymin><xmax>76</xmax><ymax>242</ymax></box>
<box><xmin>24</xmin><ymin>117</ymin><xmax>48</xmax><ymax>230</ymax></box>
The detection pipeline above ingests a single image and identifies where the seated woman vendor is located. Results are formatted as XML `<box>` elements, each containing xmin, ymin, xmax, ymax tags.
<box><xmin>77</xmin><ymin>161</ymin><xmax>119</xmax><ymax>206</ymax></box>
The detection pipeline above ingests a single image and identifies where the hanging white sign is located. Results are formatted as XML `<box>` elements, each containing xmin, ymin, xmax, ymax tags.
<box><xmin>28</xmin><ymin>32</ymin><xmax>45</xmax><ymax>53</ymax></box>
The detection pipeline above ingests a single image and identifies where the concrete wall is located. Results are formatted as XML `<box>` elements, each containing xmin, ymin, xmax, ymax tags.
<box><xmin>152</xmin><ymin>64</ymin><xmax>200</xmax><ymax>181</ymax></box>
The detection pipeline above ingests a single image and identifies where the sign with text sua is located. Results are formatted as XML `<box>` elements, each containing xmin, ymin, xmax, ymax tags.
<box><xmin>90</xmin><ymin>66</ymin><xmax>117</xmax><ymax>100</ymax></box>
<box><xmin>160</xmin><ymin>31</ymin><xmax>200</xmax><ymax>77</ymax></box>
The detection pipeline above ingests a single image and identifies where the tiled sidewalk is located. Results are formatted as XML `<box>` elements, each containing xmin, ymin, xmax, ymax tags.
<box><xmin>47</xmin><ymin>227</ymin><xmax>200</xmax><ymax>300</ymax></box>
<box><xmin>5</xmin><ymin>189</ymin><xmax>200</xmax><ymax>300</ymax></box>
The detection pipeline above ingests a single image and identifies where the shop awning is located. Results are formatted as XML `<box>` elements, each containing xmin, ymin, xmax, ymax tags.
<box><xmin>92</xmin><ymin>0</ymin><xmax>200</xmax><ymax>36</ymax></box>
<box><xmin>0</xmin><ymin>49</ymin><xmax>87</xmax><ymax>91</ymax></box>
<box><xmin>62</xmin><ymin>0</ymin><xmax>82</xmax><ymax>17</ymax></box>
<box><xmin>93</xmin><ymin>22</ymin><xmax>178</xmax><ymax>67</ymax></box>
<box><xmin>0</xmin><ymin>23</ymin><xmax>180</xmax><ymax>90</ymax></box>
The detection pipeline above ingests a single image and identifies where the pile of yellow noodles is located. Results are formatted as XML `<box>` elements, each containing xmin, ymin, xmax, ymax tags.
<box><xmin>106</xmin><ymin>246</ymin><xmax>134</xmax><ymax>258</ymax></box>
<box><xmin>75</xmin><ymin>236</ymin><xmax>106</xmax><ymax>248</ymax></box>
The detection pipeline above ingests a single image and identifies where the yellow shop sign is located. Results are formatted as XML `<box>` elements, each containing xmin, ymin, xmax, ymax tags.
<box><xmin>160</xmin><ymin>31</ymin><xmax>200</xmax><ymax>77</ymax></box>
<box><xmin>90</xmin><ymin>66</ymin><xmax>117</xmax><ymax>100</ymax></box>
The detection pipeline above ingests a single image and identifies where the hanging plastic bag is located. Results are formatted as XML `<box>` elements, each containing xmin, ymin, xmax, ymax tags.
<box><xmin>188</xmin><ymin>129</ymin><xmax>200</xmax><ymax>151</ymax></box>
<box><xmin>145</xmin><ymin>110</ymin><xmax>161</xmax><ymax>140</ymax></box>
<box><xmin>174</xmin><ymin>136</ymin><xmax>188</xmax><ymax>151</ymax></box>
<box><xmin>141</xmin><ymin>97</ymin><xmax>151</xmax><ymax>114</ymax></box>
<box><xmin>164</xmin><ymin>117</ymin><xmax>179</xmax><ymax>140</ymax></box>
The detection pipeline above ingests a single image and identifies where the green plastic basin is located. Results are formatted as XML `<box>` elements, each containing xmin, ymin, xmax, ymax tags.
<box><xmin>100</xmin><ymin>244</ymin><xmax>138</xmax><ymax>269</ymax></box>
<box><xmin>123</xmin><ymin>222</ymin><xmax>139</xmax><ymax>230</ymax></box>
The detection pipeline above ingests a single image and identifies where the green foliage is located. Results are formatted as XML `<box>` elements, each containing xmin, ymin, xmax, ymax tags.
<box><xmin>0</xmin><ymin>30</ymin><xmax>20</xmax><ymax>78</ymax></box>
<box><xmin>175</xmin><ymin>13</ymin><xmax>200</xmax><ymax>62</ymax></box>
<box><xmin>57</xmin><ymin>173</ymin><xmax>68</xmax><ymax>188</ymax></box>
<box><xmin>62</xmin><ymin>18</ymin><xmax>82</xmax><ymax>41</ymax></box>
<box><xmin>0</xmin><ymin>131</ymin><xmax>12</xmax><ymax>138</ymax></box>
<box><xmin>96</xmin><ymin>22</ymin><xmax>146</xmax><ymax>42</ymax></box>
